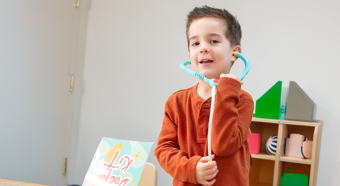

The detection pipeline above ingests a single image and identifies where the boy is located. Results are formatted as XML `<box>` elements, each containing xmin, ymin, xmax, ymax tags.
<box><xmin>155</xmin><ymin>5</ymin><xmax>254</xmax><ymax>186</ymax></box>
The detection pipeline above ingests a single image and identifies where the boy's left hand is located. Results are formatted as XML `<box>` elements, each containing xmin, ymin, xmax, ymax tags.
<box><xmin>220</xmin><ymin>74</ymin><xmax>243</xmax><ymax>85</ymax></box>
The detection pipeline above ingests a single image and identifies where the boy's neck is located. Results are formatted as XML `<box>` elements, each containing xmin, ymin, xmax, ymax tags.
<box><xmin>197</xmin><ymin>78</ymin><xmax>213</xmax><ymax>101</ymax></box>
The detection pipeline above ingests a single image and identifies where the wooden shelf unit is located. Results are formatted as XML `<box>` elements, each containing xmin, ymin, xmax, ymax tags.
<box><xmin>249</xmin><ymin>117</ymin><xmax>322</xmax><ymax>186</ymax></box>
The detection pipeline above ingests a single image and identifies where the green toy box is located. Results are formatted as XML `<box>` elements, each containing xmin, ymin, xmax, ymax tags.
<box><xmin>280</xmin><ymin>173</ymin><xmax>308</xmax><ymax>186</ymax></box>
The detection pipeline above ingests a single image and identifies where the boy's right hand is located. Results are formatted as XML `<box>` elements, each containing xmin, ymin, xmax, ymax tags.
<box><xmin>195</xmin><ymin>154</ymin><xmax>219</xmax><ymax>186</ymax></box>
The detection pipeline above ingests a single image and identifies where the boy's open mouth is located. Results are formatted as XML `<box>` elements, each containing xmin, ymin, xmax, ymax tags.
<box><xmin>199</xmin><ymin>59</ymin><xmax>214</xmax><ymax>66</ymax></box>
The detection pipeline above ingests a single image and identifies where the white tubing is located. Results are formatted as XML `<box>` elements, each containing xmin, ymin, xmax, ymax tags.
<box><xmin>208</xmin><ymin>86</ymin><xmax>217</xmax><ymax>162</ymax></box>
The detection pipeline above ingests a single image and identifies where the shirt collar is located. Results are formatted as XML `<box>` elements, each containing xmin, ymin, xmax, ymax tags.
<box><xmin>191</xmin><ymin>83</ymin><xmax>212</xmax><ymax>109</ymax></box>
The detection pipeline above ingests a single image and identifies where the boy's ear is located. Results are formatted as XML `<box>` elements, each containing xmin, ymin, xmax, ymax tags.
<box><xmin>231</xmin><ymin>45</ymin><xmax>242</xmax><ymax>64</ymax></box>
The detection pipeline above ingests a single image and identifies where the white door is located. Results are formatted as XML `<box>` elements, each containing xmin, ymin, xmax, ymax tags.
<box><xmin>0</xmin><ymin>1</ymin><xmax>77</xmax><ymax>185</ymax></box>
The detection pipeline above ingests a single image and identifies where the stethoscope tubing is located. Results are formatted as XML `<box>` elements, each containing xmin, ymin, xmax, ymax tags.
<box><xmin>180</xmin><ymin>52</ymin><xmax>250</xmax><ymax>161</ymax></box>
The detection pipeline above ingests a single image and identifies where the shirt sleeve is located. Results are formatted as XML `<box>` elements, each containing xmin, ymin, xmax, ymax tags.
<box><xmin>211</xmin><ymin>77</ymin><xmax>254</xmax><ymax>156</ymax></box>
<box><xmin>154</xmin><ymin>98</ymin><xmax>201</xmax><ymax>184</ymax></box>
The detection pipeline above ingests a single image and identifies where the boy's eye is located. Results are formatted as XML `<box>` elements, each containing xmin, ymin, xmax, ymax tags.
<box><xmin>211</xmin><ymin>40</ymin><xmax>219</xmax><ymax>43</ymax></box>
<box><xmin>192</xmin><ymin>42</ymin><xmax>199</xmax><ymax>46</ymax></box>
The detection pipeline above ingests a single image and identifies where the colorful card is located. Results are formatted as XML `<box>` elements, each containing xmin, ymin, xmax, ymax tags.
<box><xmin>82</xmin><ymin>137</ymin><xmax>153</xmax><ymax>186</ymax></box>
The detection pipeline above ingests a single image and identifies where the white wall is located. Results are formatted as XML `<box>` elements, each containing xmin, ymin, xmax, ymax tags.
<box><xmin>70</xmin><ymin>0</ymin><xmax>340</xmax><ymax>185</ymax></box>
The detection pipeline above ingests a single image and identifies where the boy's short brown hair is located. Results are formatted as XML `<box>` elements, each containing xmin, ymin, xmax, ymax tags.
<box><xmin>186</xmin><ymin>5</ymin><xmax>242</xmax><ymax>47</ymax></box>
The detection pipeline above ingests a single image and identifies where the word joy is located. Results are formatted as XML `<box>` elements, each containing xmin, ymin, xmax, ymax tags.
<box><xmin>98</xmin><ymin>149</ymin><xmax>135</xmax><ymax>186</ymax></box>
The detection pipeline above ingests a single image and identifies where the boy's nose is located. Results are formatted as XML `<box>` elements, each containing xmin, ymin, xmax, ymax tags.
<box><xmin>200</xmin><ymin>45</ymin><xmax>210</xmax><ymax>53</ymax></box>
<box><xmin>200</xmin><ymin>49</ymin><xmax>208</xmax><ymax>53</ymax></box>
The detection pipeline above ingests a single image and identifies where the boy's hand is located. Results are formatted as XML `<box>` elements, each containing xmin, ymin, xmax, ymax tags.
<box><xmin>195</xmin><ymin>154</ymin><xmax>219</xmax><ymax>186</ymax></box>
<box><xmin>220</xmin><ymin>74</ymin><xmax>243</xmax><ymax>85</ymax></box>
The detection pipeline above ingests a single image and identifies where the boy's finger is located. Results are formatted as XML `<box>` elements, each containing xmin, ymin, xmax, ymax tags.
<box><xmin>206</xmin><ymin>166</ymin><xmax>218</xmax><ymax>175</ymax></box>
<box><xmin>199</xmin><ymin>156</ymin><xmax>209</xmax><ymax>163</ymax></box>
<box><xmin>200</xmin><ymin>154</ymin><xmax>215</xmax><ymax>163</ymax></box>
<box><xmin>220</xmin><ymin>74</ymin><xmax>231</xmax><ymax>78</ymax></box>
<box><xmin>203</xmin><ymin>161</ymin><xmax>217</xmax><ymax>170</ymax></box>
<box><xmin>202</xmin><ymin>179</ymin><xmax>216</xmax><ymax>186</ymax></box>
<box><xmin>206</xmin><ymin>169</ymin><xmax>219</xmax><ymax>180</ymax></box>
<box><xmin>208</xmin><ymin>154</ymin><xmax>215</xmax><ymax>161</ymax></box>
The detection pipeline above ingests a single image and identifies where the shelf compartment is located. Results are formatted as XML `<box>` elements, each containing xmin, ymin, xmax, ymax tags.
<box><xmin>250</xmin><ymin>159</ymin><xmax>275</xmax><ymax>186</ymax></box>
<box><xmin>280</xmin><ymin>156</ymin><xmax>311</xmax><ymax>165</ymax></box>
<box><xmin>277</xmin><ymin>162</ymin><xmax>311</xmax><ymax>184</ymax></box>
<box><xmin>250</xmin><ymin>120</ymin><xmax>279</xmax><ymax>155</ymax></box>
<box><xmin>279</xmin><ymin>124</ymin><xmax>315</xmax><ymax>160</ymax></box>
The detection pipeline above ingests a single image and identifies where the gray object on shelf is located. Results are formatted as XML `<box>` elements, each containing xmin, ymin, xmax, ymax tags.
<box><xmin>286</xmin><ymin>81</ymin><xmax>315</xmax><ymax>121</ymax></box>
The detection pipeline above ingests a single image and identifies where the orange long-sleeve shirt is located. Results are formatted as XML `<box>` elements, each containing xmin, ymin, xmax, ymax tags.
<box><xmin>154</xmin><ymin>77</ymin><xmax>254</xmax><ymax>186</ymax></box>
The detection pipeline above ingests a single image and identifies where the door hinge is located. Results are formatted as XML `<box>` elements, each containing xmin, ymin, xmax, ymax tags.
<box><xmin>69</xmin><ymin>75</ymin><xmax>74</xmax><ymax>92</ymax></box>
<box><xmin>62</xmin><ymin>158</ymin><xmax>67</xmax><ymax>175</ymax></box>
<box><xmin>76</xmin><ymin>0</ymin><xmax>80</xmax><ymax>8</ymax></box>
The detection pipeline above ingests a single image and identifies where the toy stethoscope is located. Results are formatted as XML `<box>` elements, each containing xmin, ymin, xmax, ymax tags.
<box><xmin>180</xmin><ymin>51</ymin><xmax>250</xmax><ymax>161</ymax></box>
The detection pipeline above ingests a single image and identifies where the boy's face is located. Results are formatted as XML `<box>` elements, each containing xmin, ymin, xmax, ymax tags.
<box><xmin>188</xmin><ymin>17</ymin><xmax>240</xmax><ymax>80</ymax></box>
